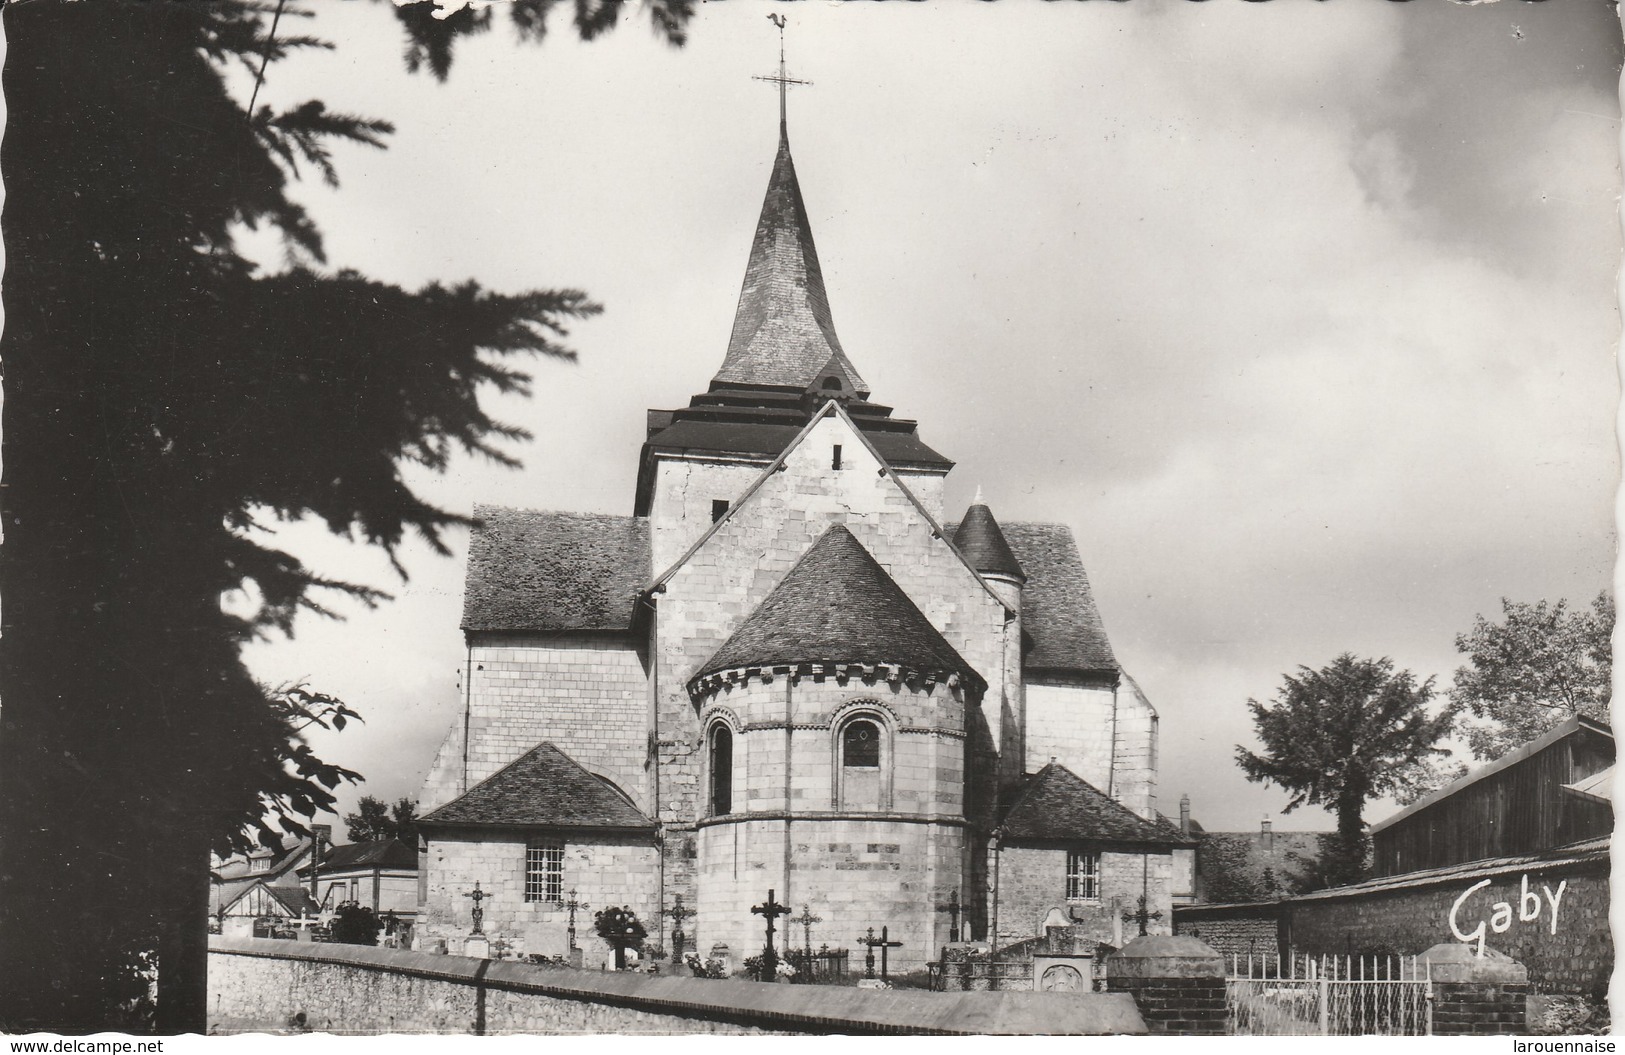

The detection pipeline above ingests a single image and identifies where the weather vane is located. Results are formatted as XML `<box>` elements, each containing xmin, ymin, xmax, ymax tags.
<box><xmin>754</xmin><ymin>12</ymin><xmax>810</xmax><ymax>130</ymax></box>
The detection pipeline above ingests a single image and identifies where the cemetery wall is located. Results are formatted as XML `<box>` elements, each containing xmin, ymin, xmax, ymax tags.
<box><xmin>1170</xmin><ymin>901</ymin><xmax>1283</xmax><ymax>960</ymax></box>
<box><xmin>207</xmin><ymin>937</ymin><xmax>1146</xmax><ymax>1035</ymax></box>
<box><xmin>1283</xmin><ymin>858</ymin><xmax>1610</xmax><ymax>997</ymax></box>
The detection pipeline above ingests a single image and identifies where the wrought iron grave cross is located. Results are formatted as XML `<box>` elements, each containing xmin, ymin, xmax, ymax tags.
<box><xmin>789</xmin><ymin>904</ymin><xmax>822</xmax><ymax>954</ymax></box>
<box><xmin>564</xmin><ymin>888</ymin><xmax>589</xmax><ymax>950</ymax></box>
<box><xmin>751</xmin><ymin>888</ymin><xmax>792</xmax><ymax>980</ymax></box>
<box><xmin>462</xmin><ymin>881</ymin><xmax>490</xmax><ymax>936</ymax></box>
<box><xmin>665</xmin><ymin>894</ymin><xmax>696</xmax><ymax>961</ymax></box>
<box><xmin>858</xmin><ymin>926</ymin><xmax>904</xmax><ymax>980</ymax></box>
<box><xmin>1122</xmin><ymin>895</ymin><xmax>1163</xmax><ymax>937</ymax></box>
<box><xmin>939</xmin><ymin>888</ymin><xmax>961</xmax><ymax>943</ymax></box>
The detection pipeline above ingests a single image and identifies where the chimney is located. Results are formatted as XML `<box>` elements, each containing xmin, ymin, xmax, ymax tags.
<box><xmin>1261</xmin><ymin>815</ymin><xmax>1274</xmax><ymax>853</ymax></box>
<box><xmin>1179</xmin><ymin>793</ymin><xmax>1191</xmax><ymax>835</ymax></box>
<box><xmin>309</xmin><ymin>824</ymin><xmax>332</xmax><ymax>902</ymax></box>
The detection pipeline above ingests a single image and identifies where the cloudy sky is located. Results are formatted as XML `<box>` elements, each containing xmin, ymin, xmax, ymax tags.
<box><xmin>238</xmin><ymin>0</ymin><xmax>1621</xmax><ymax>835</ymax></box>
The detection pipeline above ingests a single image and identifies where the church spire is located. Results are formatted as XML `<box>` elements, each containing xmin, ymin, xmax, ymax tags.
<box><xmin>713</xmin><ymin>22</ymin><xmax>869</xmax><ymax>397</ymax></box>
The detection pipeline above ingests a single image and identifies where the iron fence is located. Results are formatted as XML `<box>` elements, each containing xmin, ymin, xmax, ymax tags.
<box><xmin>1226</xmin><ymin>952</ymin><xmax>1431</xmax><ymax>1036</ymax></box>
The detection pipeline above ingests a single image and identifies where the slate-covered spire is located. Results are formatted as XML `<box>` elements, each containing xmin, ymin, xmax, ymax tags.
<box><xmin>953</xmin><ymin>497</ymin><xmax>1026</xmax><ymax>584</ymax></box>
<box><xmin>711</xmin><ymin>125</ymin><xmax>870</xmax><ymax>396</ymax></box>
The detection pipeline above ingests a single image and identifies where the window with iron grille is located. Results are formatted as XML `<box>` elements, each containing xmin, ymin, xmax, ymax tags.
<box><xmin>1066</xmin><ymin>850</ymin><xmax>1099</xmax><ymax>901</ymax></box>
<box><xmin>525</xmin><ymin>842</ymin><xmax>564</xmax><ymax>903</ymax></box>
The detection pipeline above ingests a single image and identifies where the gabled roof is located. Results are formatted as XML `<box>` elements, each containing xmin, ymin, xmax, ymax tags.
<box><xmin>302</xmin><ymin>838</ymin><xmax>417</xmax><ymax>876</ymax></box>
<box><xmin>420</xmin><ymin>743</ymin><xmax>655</xmax><ymax>832</ymax></box>
<box><xmin>220</xmin><ymin>880</ymin><xmax>320</xmax><ymax>918</ymax></box>
<box><xmin>1002</xmin><ymin>522</ymin><xmax>1118</xmax><ymax>674</ymax></box>
<box><xmin>461</xmin><ymin>507</ymin><xmax>649</xmax><ymax>633</ymax></box>
<box><xmin>1001</xmin><ymin>764</ymin><xmax>1194</xmax><ymax>847</ymax></box>
<box><xmin>691</xmin><ymin>524</ymin><xmax>985</xmax><ymax>691</ymax></box>
<box><xmin>712</xmin><ymin>126</ymin><xmax>869</xmax><ymax>395</ymax></box>
<box><xmin>953</xmin><ymin>502</ymin><xmax>1025</xmax><ymax>583</ymax></box>
<box><xmin>1370</xmin><ymin>713</ymin><xmax>1613</xmax><ymax>835</ymax></box>
<box><xmin>649</xmin><ymin>400</ymin><xmax>1004</xmax><ymax>615</ymax></box>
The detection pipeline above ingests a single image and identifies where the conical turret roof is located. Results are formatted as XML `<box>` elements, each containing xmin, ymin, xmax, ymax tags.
<box><xmin>712</xmin><ymin>128</ymin><xmax>869</xmax><ymax>395</ymax></box>
<box><xmin>692</xmin><ymin>524</ymin><xmax>981</xmax><ymax>689</ymax></box>
<box><xmin>953</xmin><ymin>500</ymin><xmax>1026</xmax><ymax>583</ymax></box>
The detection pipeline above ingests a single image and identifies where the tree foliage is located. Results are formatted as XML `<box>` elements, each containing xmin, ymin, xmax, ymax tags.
<box><xmin>1235</xmin><ymin>654</ymin><xmax>1457</xmax><ymax>886</ymax></box>
<box><xmin>1450</xmin><ymin>594</ymin><xmax>1613</xmax><ymax>761</ymax></box>
<box><xmin>593</xmin><ymin>906</ymin><xmax>648</xmax><ymax>970</ymax></box>
<box><xmin>328</xmin><ymin>902</ymin><xmax>384</xmax><ymax>947</ymax></box>
<box><xmin>344</xmin><ymin>795</ymin><xmax>421</xmax><ymax>846</ymax></box>
<box><xmin>0</xmin><ymin>0</ymin><xmax>689</xmax><ymax>1033</ymax></box>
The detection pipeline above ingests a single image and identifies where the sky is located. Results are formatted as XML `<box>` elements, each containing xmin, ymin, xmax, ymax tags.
<box><xmin>235</xmin><ymin>0</ymin><xmax>1622</xmax><ymax>836</ymax></box>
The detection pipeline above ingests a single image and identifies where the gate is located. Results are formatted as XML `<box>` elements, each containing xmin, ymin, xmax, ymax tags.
<box><xmin>1226</xmin><ymin>953</ymin><xmax>1431</xmax><ymax>1036</ymax></box>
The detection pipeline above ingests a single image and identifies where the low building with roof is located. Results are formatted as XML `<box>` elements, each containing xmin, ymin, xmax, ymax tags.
<box><xmin>300</xmin><ymin>838</ymin><xmax>421</xmax><ymax>925</ymax></box>
<box><xmin>414</xmin><ymin>100</ymin><xmax>1186</xmax><ymax>970</ymax></box>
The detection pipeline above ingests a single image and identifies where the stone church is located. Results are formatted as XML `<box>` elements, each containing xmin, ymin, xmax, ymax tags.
<box><xmin>415</xmin><ymin>107</ymin><xmax>1192</xmax><ymax>972</ymax></box>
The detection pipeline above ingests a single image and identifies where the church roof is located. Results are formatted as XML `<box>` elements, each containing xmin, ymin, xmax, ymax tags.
<box><xmin>461</xmin><ymin>507</ymin><xmax>649</xmax><ymax>633</ymax></box>
<box><xmin>1001</xmin><ymin>764</ymin><xmax>1195</xmax><ymax>847</ymax></box>
<box><xmin>952</xmin><ymin>502</ymin><xmax>1026</xmax><ymax>583</ymax></box>
<box><xmin>712</xmin><ymin>127</ymin><xmax>868</xmax><ymax>395</ymax></box>
<box><xmin>1002</xmin><ymin>522</ymin><xmax>1118</xmax><ymax>674</ymax></box>
<box><xmin>420</xmin><ymin>743</ymin><xmax>655</xmax><ymax>832</ymax></box>
<box><xmin>692</xmin><ymin>524</ymin><xmax>985</xmax><ymax>691</ymax></box>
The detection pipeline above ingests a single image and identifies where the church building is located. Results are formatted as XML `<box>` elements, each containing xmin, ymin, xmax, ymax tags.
<box><xmin>414</xmin><ymin>97</ymin><xmax>1190</xmax><ymax>972</ymax></box>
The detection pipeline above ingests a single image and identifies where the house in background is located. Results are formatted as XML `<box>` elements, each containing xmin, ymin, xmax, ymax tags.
<box><xmin>301</xmin><ymin>838</ymin><xmax>420</xmax><ymax>924</ymax></box>
<box><xmin>210</xmin><ymin>837</ymin><xmax>314</xmax><ymax>925</ymax></box>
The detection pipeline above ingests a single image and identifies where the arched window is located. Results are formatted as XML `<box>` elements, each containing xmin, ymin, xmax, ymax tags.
<box><xmin>835</xmin><ymin>712</ymin><xmax>890</xmax><ymax>811</ymax></box>
<box><xmin>842</xmin><ymin>720</ymin><xmax>881</xmax><ymax>768</ymax></box>
<box><xmin>708</xmin><ymin>724</ymin><xmax>733</xmax><ymax>816</ymax></box>
<box><xmin>822</xmin><ymin>376</ymin><xmax>843</xmax><ymax>391</ymax></box>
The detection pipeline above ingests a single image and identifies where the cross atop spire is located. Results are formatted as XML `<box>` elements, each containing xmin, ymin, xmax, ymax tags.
<box><xmin>754</xmin><ymin>13</ymin><xmax>810</xmax><ymax>136</ymax></box>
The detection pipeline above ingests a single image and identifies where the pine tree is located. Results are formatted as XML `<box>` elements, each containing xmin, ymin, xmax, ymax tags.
<box><xmin>1235</xmin><ymin>654</ymin><xmax>1457</xmax><ymax>887</ymax></box>
<box><xmin>0</xmin><ymin>1</ymin><xmax>689</xmax><ymax>1033</ymax></box>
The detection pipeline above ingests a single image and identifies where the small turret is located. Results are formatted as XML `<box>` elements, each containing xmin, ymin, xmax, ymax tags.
<box><xmin>952</xmin><ymin>488</ymin><xmax>1025</xmax><ymax>611</ymax></box>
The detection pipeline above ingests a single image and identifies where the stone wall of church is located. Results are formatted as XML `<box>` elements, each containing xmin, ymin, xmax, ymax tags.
<box><xmin>694</xmin><ymin>815</ymin><xmax>965</xmax><ymax>976</ymax></box>
<box><xmin>648</xmin><ymin>411</ymin><xmax>1010</xmax><ymax>947</ymax></box>
<box><xmin>995</xmin><ymin>846</ymin><xmax>1173</xmax><ymax>950</ymax></box>
<box><xmin>418</xmin><ymin>830</ymin><xmax>659</xmax><ymax>966</ymax></box>
<box><xmin>1023</xmin><ymin>675</ymin><xmax>1118</xmax><ymax>791</ymax></box>
<box><xmin>646</xmin><ymin>457</ymin><xmax>770</xmax><ymax>576</ymax></box>
<box><xmin>1111</xmin><ymin>679</ymin><xmax>1159</xmax><ymax>820</ymax></box>
<box><xmin>697</xmin><ymin>675</ymin><xmax>969</xmax><ymax>817</ymax></box>
<box><xmin>419</xmin><ymin>633</ymin><xmax>650</xmax><ymax>816</ymax></box>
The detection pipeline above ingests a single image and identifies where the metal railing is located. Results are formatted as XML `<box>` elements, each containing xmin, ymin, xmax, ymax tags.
<box><xmin>1226</xmin><ymin>952</ymin><xmax>1431</xmax><ymax>1036</ymax></box>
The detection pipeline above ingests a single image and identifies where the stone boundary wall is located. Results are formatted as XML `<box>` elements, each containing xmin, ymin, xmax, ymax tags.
<box><xmin>1172</xmin><ymin>902</ymin><xmax>1284</xmax><ymax>961</ymax></box>
<box><xmin>1284</xmin><ymin>861</ymin><xmax>1609</xmax><ymax>997</ymax></box>
<box><xmin>208</xmin><ymin>937</ymin><xmax>1146</xmax><ymax>1036</ymax></box>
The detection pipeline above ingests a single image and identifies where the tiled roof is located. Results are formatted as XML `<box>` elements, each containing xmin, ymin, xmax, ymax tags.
<box><xmin>461</xmin><ymin>507</ymin><xmax>649</xmax><ymax>633</ymax></box>
<box><xmin>264</xmin><ymin>885</ymin><xmax>322</xmax><ymax>918</ymax></box>
<box><xmin>952</xmin><ymin>503</ymin><xmax>1026</xmax><ymax>582</ymax></box>
<box><xmin>711</xmin><ymin>128</ymin><xmax>869</xmax><ymax>395</ymax></box>
<box><xmin>1291</xmin><ymin>836</ymin><xmax>1609</xmax><ymax>901</ymax></box>
<box><xmin>304</xmin><ymin>838</ymin><xmax>418</xmax><ymax>875</ymax></box>
<box><xmin>692</xmin><ymin>524</ymin><xmax>984</xmax><ymax>690</ymax></box>
<box><xmin>1001</xmin><ymin>764</ymin><xmax>1195</xmax><ymax>847</ymax></box>
<box><xmin>420</xmin><ymin>743</ymin><xmax>655</xmax><ymax>832</ymax></box>
<box><xmin>1001</xmin><ymin>522</ymin><xmax>1118</xmax><ymax>674</ymax></box>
